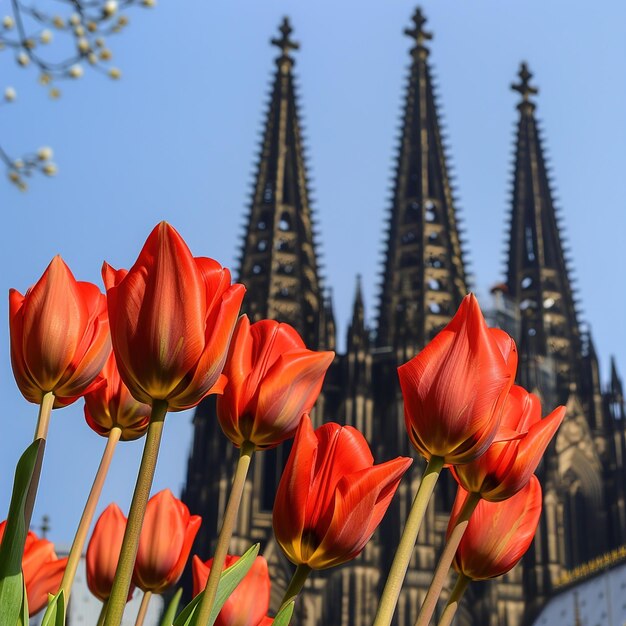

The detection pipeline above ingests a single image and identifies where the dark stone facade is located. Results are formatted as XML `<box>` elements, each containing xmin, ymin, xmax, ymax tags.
<box><xmin>182</xmin><ymin>10</ymin><xmax>626</xmax><ymax>626</ymax></box>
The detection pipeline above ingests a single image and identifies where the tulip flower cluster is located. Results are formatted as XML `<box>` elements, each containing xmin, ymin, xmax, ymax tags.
<box><xmin>0</xmin><ymin>221</ymin><xmax>564</xmax><ymax>626</ymax></box>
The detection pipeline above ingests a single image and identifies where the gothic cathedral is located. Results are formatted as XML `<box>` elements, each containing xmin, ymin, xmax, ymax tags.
<box><xmin>182</xmin><ymin>9</ymin><xmax>626</xmax><ymax>626</ymax></box>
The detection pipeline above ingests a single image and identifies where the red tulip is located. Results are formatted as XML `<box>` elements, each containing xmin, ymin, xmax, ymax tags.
<box><xmin>103</xmin><ymin>222</ymin><xmax>245</xmax><ymax>411</ymax></box>
<box><xmin>217</xmin><ymin>316</ymin><xmax>334</xmax><ymax>449</ymax></box>
<box><xmin>0</xmin><ymin>521</ymin><xmax>67</xmax><ymax>616</ymax></box>
<box><xmin>398</xmin><ymin>294</ymin><xmax>517</xmax><ymax>464</ymax></box>
<box><xmin>132</xmin><ymin>489</ymin><xmax>201</xmax><ymax>594</ymax></box>
<box><xmin>9</xmin><ymin>256</ymin><xmax>111</xmax><ymax>408</ymax></box>
<box><xmin>450</xmin><ymin>476</ymin><xmax>542</xmax><ymax>580</ymax></box>
<box><xmin>84</xmin><ymin>351</ymin><xmax>151</xmax><ymax>440</ymax></box>
<box><xmin>273</xmin><ymin>415</ymin><xmax>412</xmax><ymax>570</ymax></box>
<box><xmin>86</xmin><ymin>504</ymin><xmax>134</xmax><ymax>602</ymax></box>
<box><xmin>192</xmin><ymin>554</ymin><xmax>270</xmax><ymax>626</ymax></box>
<box><xmin>451</xmin><ymin>386</ymin><xmax>564</xmax><ymax>501</ymax></box>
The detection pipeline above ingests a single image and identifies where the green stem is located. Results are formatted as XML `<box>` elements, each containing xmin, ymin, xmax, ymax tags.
<box><xmin>59</xmin><ymin>427</ymin><xmax>122</xmax><ymax>602</ymax></box>
<box><xmin>34</xmin><ymin>390</ymin><xmax>54</xmax><ymax>441</ymax></box>
<box><xmin>278</xmin><ymin>564</ymin><xmax>311</xmax><ymax>613</ymax></box>
<box><xmin>194</xmin><ymin>441</ymin><xmax>255</xmax><ymax>626</ymax></box>
<box><xmin>97</xmin><ymin>599</ymin><xmax>109</xmax><ymax>626</ymax></box>
<box><xmin>104</xmin><ymin>401</ymin><xmax>168</xmax><ymax>626</ymax></box>
<box><xmin>24</xmin><ymin>391</ymin><xmax>55</xmax><ymax>529</ymax></box>
<box><xmin>436</xmin><ymin>573</ymin><xmax>470</xmax><ymax>626</ymax></box>
<box><xmin>373</xmin><ymin>455</ymin><xmax>445</xmax><ymax>626</ymax></box>
<box><xmin>134</xmin><ymin>590</ymin><xmax>152</xmax><ymax>626</ymax></box>
<box><xmin>414</xmin><ymin>492</ymin><xmax>480</xmax><ymax>626</ymax></box>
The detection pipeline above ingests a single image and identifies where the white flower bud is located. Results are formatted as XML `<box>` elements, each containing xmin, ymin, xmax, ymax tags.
<box><xmin>4</xmin><ymin>86</ymin><xmax>16</xmax><ymax>101</ymax></box>
<box><xmin>68</xmin><ymin>64</ymin><xmax>83</xmax><ymax>78</ymax></box>
<box><xmin>37</xmin><ymin>147</ymin><xmax>53</xmax><ymax>161</ymax></box>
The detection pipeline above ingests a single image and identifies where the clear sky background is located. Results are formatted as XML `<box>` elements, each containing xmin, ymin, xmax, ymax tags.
<box><xmin>1</xmin><ymin>0</ymin><xmax>625</xmax><ymax>545</ymax></box>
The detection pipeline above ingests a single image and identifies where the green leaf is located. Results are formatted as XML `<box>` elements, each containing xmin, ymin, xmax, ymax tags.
<box><xmin>16</xmin><ymin>577</ymin><xmax>28</xmax><ymax>626</ymax></box>
<box><xmin>0</xmin><ymin>440</ymin><xmax>44</xmax><ymax>626</ymax></box>
<box><xmin>40</xmin><ymin>590</ymin><xmax>65</xmax><ymax>626</ymax></box>
<box><xmin>160</xmin><ymin>588</ymin><xmax>183</xmax><ymax>626</ymax></box>
<box><xmin>272</xmin><ymin>601</ymin><xmax>294</xmax><ymax>626</ymax></box>
<box><xmin>173</xmin><ymin>544</ymin><xmax>260</xmax><ymax>626</ymax></box>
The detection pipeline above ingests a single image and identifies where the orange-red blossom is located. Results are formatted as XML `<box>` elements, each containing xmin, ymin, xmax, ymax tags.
<box><xmin>132</xmin><ymin>489</ymin><xmax>201</xmax><ymax>594</ymax></box>
<box><xmin>273</xmin><ymin>415</ymin><xmax>412</xmax><ymax>570</ymax></box>
<box><xmin>103</xmin><ymin>222</ymin><xmax>245</xmax><ymax>411</ymax></box>
<box><xmin>398</xmin><ymin>294</ymin><xmax>517</xmax><ymax>465</ymax></box>
<box><xmin>0</xmin><ymin>521</ymin><xmax>67</xmax><ymax>616</ymax></box>
<box><xmin>217</xmin><ymin>316</ymin><xmax>334</xmax><ymax>449</ymax></box>
<box><xmin>193</xmin><ymin>554</ymin><xmax>271</xmax><ymax>626</ymax></box>
<box><xmin>86</xmin><ymin>503</ymin><xmax>135</xmax><ymax>602</ymax></box>
<box><xmin>451</xmin><ymin>385</ymin><xmax>565</xmax><ymax>501</ymax></box>
<box><xmin>84</xmin><ymin>351</ymin><xmax>151</xmax><ymax>440</ymax></box>
<box><xmin>9</xmin><ymin>256</ymin><xmax>111</xmax><ymax>408</ymax></box>
<box><xmin>450</xmin><ymin>476</ymin><xmax>542</xmax><ymax>580</ymax></box>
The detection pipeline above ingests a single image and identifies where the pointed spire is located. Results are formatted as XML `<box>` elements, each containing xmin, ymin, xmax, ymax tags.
<box><xmin>237</xmin><ymin>17</ymin><xmax>323</xmax><ymax>348</ymax></box>
<box><xmin>376</xmin><ymin>7</ymin><xmax>467</xmax><ymax>352</ymax></box>
<box><xmin>611</xmin><ymin>356</ymin><xmax>624</xmax><ymax>398</ymax></box>
<box><xmin>505</xmin><ymin>63</ymin><xmax>581</xmax><ymax>400</ymax></box>
<box><xmin>353</xmin><ymin>274</ymin><xmax>364</xmax><ymax>316</ymax></box>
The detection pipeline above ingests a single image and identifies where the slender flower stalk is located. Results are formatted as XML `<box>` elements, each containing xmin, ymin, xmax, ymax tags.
<box><xmin>104</xmin><ymin>401</ymin><xmax>168</xmax><ymax>626</ymax></box>
<box><xmin>134</xmin><ymin>591</ymin><xmax>152</xmax><ymax>626</ymax></box>
<box><xmin>373</xmin><ymin>456</ymin><xmax>444</xmax><ymax>626</ymax></box>
<box><xmin>278</xmin><ymin>564</ymin><xmax>311</xmax><ymax>614</ymax></box>
<box><xmin>26</xmin><ymin>390</ymin><xmax>55</xmax><ymax>528</ymax></box>
<box><xmin>414</xmin><ymin>492</ymin><xmax>480</xmax><ymax>626</ymax></box>
<box><xmin>436</xmin><ymin>573</ymin><xmax>470</xmax><ymax>626</ymax></box>
<box><xmin>60</xmin><ymin>426</ymin><xmax>122</xmax><ymax>600</ymax></box>
<box><xmin>34</xmin><ymin>391</ymin><xmax>54</xmax><ymax>441</ymax></box>
<box><xmin>193</xmin><ymin>441</ymin><xmax>255</xmax><ymax>625</ymax></box>
<box><xmin>97</xmin><ymin>600</ymin><xmax>109</xmax><ymax>626</ymax></box>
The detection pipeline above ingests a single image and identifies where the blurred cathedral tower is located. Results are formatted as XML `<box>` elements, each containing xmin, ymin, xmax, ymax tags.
<box><xmin>183</xmin><ymin>9</ymin><xmax>626</xmax><ymax>626</ymax></box>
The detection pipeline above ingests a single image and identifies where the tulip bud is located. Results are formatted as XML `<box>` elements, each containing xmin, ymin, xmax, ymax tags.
<box><xmin>132</xmin><ymin>490</ymin><xmax>201</xmax><ymax>594</ymax></box>
<box><xmin>9</xmin><ymin>256</ymin><xmax>111</xmax><ymax>408</ymax></box>
<box><xmin>84</xmin><ymin>351</ymin><xmax>151</xmax><ymax>440</ymax></box>
<box><xmin>451</xmin><ymin>385</ymin><xmax>565</xmax><ymax>501</ymax></box>
<box><xmin>192</xmin><ymin>554</ymin><xmax>270</xmax><ymax>626</ymax></box>
<box><xmin>87</xmin><ymin>504</ymin><xmax>134</xmax><ymax>602</ymax></box>
<box><xmin>217</xmin><ymin>316</ymin><xmax>334</xmax><ymax>449</ymax></box>
<box><xmin>450</xmin><ymin>476</ymin><xmax>542</xmax><ymax>580</ymax></box>
<box><xmin>0</xmin><ymin>522</ymin><xmax>67</xmax><ymax>616</ymax></box>
<box><xmin>273</xmin><ymin>415</ymin><xmax>412</xmax><ymax>570</ymax></box>
<box><xmin>103</xmin><ymin>222</ymin><xmax>245</xmax><ymax>411</ymax></box>
<box><xmin>398</xmin><ymin>294</ymin><xmax>517</xmax><ymax>465</ymax></box>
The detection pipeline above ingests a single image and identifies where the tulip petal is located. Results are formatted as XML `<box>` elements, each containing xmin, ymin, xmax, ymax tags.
<box><xmin>311</xmin><ymin>456</ymin><xmax>412</xmax><ymax>568</ymax></box>
<box><xmin>250</xmin><ymin>349</ymin><xmax>334</xmax><ymax>446</ymax></box>
<box><xmin>26</xmin><ymin>557</ymin><xmax>67</xmax><ymax>616</ymax></box>
<box><xmin>273</xmin><ymin>416</ymin><xmax>319</xmax><ymax>564</ymax></box>
<box><xmin>454</xmin><ymin>477</ymin><xmax>542</xmax><ymax>580</ymax></box>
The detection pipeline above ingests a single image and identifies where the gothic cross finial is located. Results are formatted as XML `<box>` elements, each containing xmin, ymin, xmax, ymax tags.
<box><xmin>271</xmin><ymin>17</ymin><xmax>299</xmax><ymax>61</ymax></box>
<box><xmin>511</xmin><ymin>62</ymin><xmax>539</xmax><ymax>102</ymax></box>
<box><xmin>404</xmin><ymin>7</ymin><xmax>432</xmax><ymax>47</ymax></box>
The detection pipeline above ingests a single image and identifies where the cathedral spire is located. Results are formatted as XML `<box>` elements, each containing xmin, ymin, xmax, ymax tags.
<box><xmin>237</xmin><ymin>17</ymin><xmax>322</xmax><ymax>348</ymax></box>
<box><xmin>505</xmin><ymin>62</ymin><xmax>581</xmax><ymax>399</ymax></box>
<box><xmin>376</xmin><ymin>7</ymin><xmax>467</xmax><ymax>353</ymax></box>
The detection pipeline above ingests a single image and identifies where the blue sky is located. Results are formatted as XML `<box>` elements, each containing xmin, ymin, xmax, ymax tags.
<box><xmin>1</xmin><ymin>0</ymin><xmax>625</xmax><ymax>544</ymax></box>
